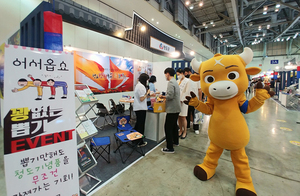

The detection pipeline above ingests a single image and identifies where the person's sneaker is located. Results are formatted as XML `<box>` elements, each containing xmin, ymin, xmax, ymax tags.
<box><xmin>195</xmin><ymin>130</ymin><xmax>200</xmax><ymax>134</ymax></box>
<box><xmin>137</xmin><ymin>142</ymin><xmax>147</xmax><ymax>147</ymax></box>
<box><xmin>161</xmin><ymin>148</ymin><xmax>174</xmax><ymax>153</ymax></box>
<box><xmin>173</xmin><ymin>143</ymin><xmax>179</xmax><ymax>146</ymax></box>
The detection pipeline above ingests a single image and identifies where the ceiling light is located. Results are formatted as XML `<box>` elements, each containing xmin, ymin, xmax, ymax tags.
<box><xmin>210</xmin><ymin>21</ymin><xmax>214</xmax><ymax>25</ymax></box>
<box><xmin>256</xmin><ymin>33</ymin><xmax>259</xmax><ymax>37</ymax></box>
<box><xmin>117</xmin><ymin>32</ymin><xmax>122</xmax><ymax>37</ymax></box>
<box><xmin>275</xmin><ymin>8</ymin><xmax>279</xmax><ymax>12</ymax></box>
<box><xmin>212</xmin><ymin>24</ymin><xmax>215</xmax><ymax>27</ymax></box>
<box><xmin>260</xmin><ymin>38</ymin><xmax>263</xmax><ymax>41</ymax></box>
<box><xmin>190</xmin><ymin>51</ymin><xmax>195</xmax><ymax>56</ymax></box>
<box><xmin>219</xmin><ymin>34</ymin><xmax>223</xmax><ymax>38</ymax></box>
<box><xmin>185</xmin><ymin>1</ymin><xmax>190</xmax><ymax>5</ymax></box>
<box><xmin>263</xmin><ymin>33</ymin><xmax>266</xmax><ymax>36</ymax></box>
<box><xmin>178</xmin><ymin>35</ymin><xmax>180</xmax><ymax>38</ymax></box>
<box><xmin>267</xmin><ymin>24</ymin><xmax>270</xmax><ymax>29</ymax></box>
<box><xmin>171</xmin><ymin>51</ymin><xmax>180</xmax><ymax>58</ymax></box>
<box><xmin>199</xmin><ymin>1</ymin><xmax>203</xmax><ymax>7</ymax></box>
<box><xmin>263</xmin><ymin>11</ymin><xmax>267</xmax><ymax>15</ymax></box>
<box><xmin>255</xmin><ymin>39</ymin><xmax>257</xmax><ymax>42</ymax></box>
<box><xmin>277</xmin><ymin>38</ymin><xmax>280</xmax><ymax>41</ymax></box>
<box><xmin>156</xmin><ymin>21</ymin><xmax>159</xmax><ymax>24</ymax></box>
<box><xmin>263</xmin><ymin>6</ymin><xmax>268</xmax><ymax>11</ymax></box>
<box><xmin>281</xmin><ymin>38</ymin><xmax>284</xmax><ymax>41</ymax></box>
<box><xmin>213</xmin><ymin>35</ymin><xmax>217</xmax><ymax>39</ymax></box>
<box><xmin>252</xmin><ymin>42</ymin><xmax>255</xmax><ymax>45</ymax></box>
<box><xmin>151</xmin><ymin>18</ymin><xmax>154</xmax><ymax>21</ymax></box>
<box><xmin>202</xmin><ymin>22</ymin><xmax>206</xmax><ymax>26</ymax></box>
<box><xmin>276</xmin><ymin>66</ymin><xmax>279</xmax><ymax>69</ymax></box>
<box><xmin>189</xmin><ymin>5</ymin><xmax>194</xmax><ymax>9</ymax></box>
<box><xmin>220</xmin><ymin>40</ymin><xmax>223</xmax><ymax>43</ymax></box>
<box><xmin>205</xmin><ymin>26</ymin><xmax>208</xmax><ymax>29</ymax></box>
<box><xmin>286</xmin><ymin>37</ymin><xmax>290</xmax><ymax>41</ymax></box>
<box><xmin>276</xmin><ymin>3</ymin><xmax>280</xmax><ymax>8</ymax></box>
<box><xmin>249</xmin><ymin>22</ymin><xmax>253</xmax><ymax>26</ymax></box>
<box><xmin>225</xmin><ymin>39</ymin><xmax>228</xmax><ymax>42</ymax></box>
<box><xmin>140</xmin><ymin>25</ymin><xmax>146</xmax><ymax>32</ymax></box>
<box><xmin>258</xmin><ymin>26</ymin><xmax>262</xmax><ymax>30</ymax></box>
<box><xmin>293</xmin><ymin>32</ymin><xmax>299</xmax><ymax>39</ymax></box>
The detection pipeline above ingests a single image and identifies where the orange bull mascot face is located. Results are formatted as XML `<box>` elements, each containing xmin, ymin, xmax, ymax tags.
<box><xmin>190</xmin><ymin>47</ymin><xmax>260</xmax><ymax>100</ymax></box>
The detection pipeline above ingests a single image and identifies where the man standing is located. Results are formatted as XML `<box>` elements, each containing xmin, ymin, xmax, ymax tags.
<box><xmin>160</xmin><ymin>68</ymin><xmax>181</xmax><ymax>153</ymax></box>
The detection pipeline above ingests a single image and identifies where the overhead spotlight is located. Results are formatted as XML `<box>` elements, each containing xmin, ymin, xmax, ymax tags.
<box><xmin>293</xmin><ymin>32</ymin><xmax>299</xmax><ymax>39</ymax></box>
<box><xmin>275</xmin><ymin>66</ymin><xmax>279</xmax><ymax>69</ymax></box>
<box><xmin>219</xmin><ymin>33</ymin><xmax>223</xmax><ymax>38</ymax></box>
<box><xmin>258</xmin><ymin>25</ymin><xmax>262</xmax><ymax>30</ymax></box>
<box><xmin>249</xmin><ymin>22</ymin><xmax>253</xmax><ymax>26</ymax></box>
<box><xmin>256</xmin><ymin>33</ymin><xmax>259</xmax><ymax>37</ymax></box>
<box><xmin>263</xmin><ymin>11</ymin><xmax>267</xmax><ymax>15</ymax></box>
<box><xmin>277</xmin><ymin>38</ymin><xmax>280</xmax><ymax>41</ymax></box>
<box><xmin>210</xmin><ymin>21</ymin><xmax>214</xmax><ymax>25</ymax></box>
<box><xmin>281</xmin><ymin>38</ymin><xmax>284</xmax><ymax>41</ymax></box>
<box><xmin>286</xmin><ymin>37</ymin><xmax>290</xmax><ymax>41</ymax></box>
<box><xmin>263</xmin><ymin>6</ymin><xmax>268</xmax><ymax>11</ymax></box>
<box><xmin>156</xmin><ymin>21</ymin><xmax>159</xmax><ymax>24</ymax></box>
<box><xmin>190</xmin><ymin>51</ymin><xmax>195</xmax><ymax>56</ymax></box>
<box><xmin>202</xmin><ymin>22</ymin><xmax>206</xmax><ymax>26</ymax></box>
<box><xmin>185</xmin><ymin>1</ymin><xmax>190</xmax><ymax>5</ymax></box>
<box><xmin>171</xmin><ymin>51</ymin><xmax>180</xmax><ymax>58</ymax></box>
<box><xmin>267</xmin><ymin>24</ymin><xmax>270</xmax><ymax>29</ymax></box>
<box><xmin>263</xmin><ymin>33</ymin><xmax>266</xmax><ymax>36</ymax></box>
<box><xmin>212</xmin><ymin>24</ymin><xmax>215</xmax><ymax>27</ymax></box>
<box><xmin>276</xmin><ymin>3</ymin><xmax>280</xmax><ymax>8</ymax></box>
<box><xmin>213</xmin><ymin>35</ymin><xmax>217</xmax><ymax>39</ymax></box>
<box><xmin>189</xmin><ymin>5</ymin><xmax>194</xmax><ymax>9</ymax></box>
<box><xmin>117</xmin><ymin>32</ymin><xmax>122</xmax><ymax>37</ymax></box>
<box><xmin>199</xmin><ymin>1</ymin><xmax>203</xmax><ymax>7</ymax></box>
<box><xmin>225</xmin><ymin>39</ymin><xmax>228</xmax><ymax>42</ymax></box>
<box><xmin>220</xmin><ymin>40</ymin><xmax>223</xmax><ymax>43</ymax></box>
<box><xmin>140</xmin><ymin>25</ymin><xmax>146</xmax><ymax>32</ymax></box>
<box><xmin>260</xmin><ymin>38</ymin><xmax>263</xmax><ymax>41</ymax></box>
<box><xmin>255</xmin><ymin>38</ymin><xmax>257</xmax><ymax>42</ymax></box>
<box><xmin>275</xmin><ymin>8</ymin><xmax>279</xmax><ymax>12</ymax></box>
<box><xmin>205</xmin><ymin>26</ymin><xmax>208</xmax><ymax>29</ymax></box>
<box><xmin>151</xmin><ymin>18</ymin><xmax>154</xmax><ymax>21</ymax></box>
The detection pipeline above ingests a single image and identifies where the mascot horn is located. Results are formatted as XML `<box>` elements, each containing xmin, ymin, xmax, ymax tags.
<box><xmin>185</xmin><ymin>47</ymin><xmax>274</xmax><ymax>196</ymax></box>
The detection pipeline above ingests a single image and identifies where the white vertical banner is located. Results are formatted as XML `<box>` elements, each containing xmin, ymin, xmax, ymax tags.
<box><xmin>3</xmin><ymin>45</ymin><xmax>79</xmax><ymax>196</ymax></box>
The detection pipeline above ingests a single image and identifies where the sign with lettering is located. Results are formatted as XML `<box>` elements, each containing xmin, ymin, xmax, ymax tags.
<box><xmin>150</xmin><ymin>36</ymin><xmax>175</xmax><ymax>54</ymax></box>
<box><xmin>271</xmin><ymin>60</ymin><xmax>278</xmax><ymax>64</ymax></box>
<box><xmin>3</xmin><ymin>45</ymin><xmax>79</xmax><ymax>196</ymax></box>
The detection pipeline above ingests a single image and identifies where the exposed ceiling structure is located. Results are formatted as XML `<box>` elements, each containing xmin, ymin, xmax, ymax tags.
<box><xmin>179</xmin><ymin>0</ymin><xmax>300</xmax><ymax>52</ymax></box>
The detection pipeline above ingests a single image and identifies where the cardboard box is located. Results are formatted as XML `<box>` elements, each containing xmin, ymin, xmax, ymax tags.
<box><xmin>153</xmin><ymin>102</ymin><xmax>165</xmax><ymax>113</ymax></box>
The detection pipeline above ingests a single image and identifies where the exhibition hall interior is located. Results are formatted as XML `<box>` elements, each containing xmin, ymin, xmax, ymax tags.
<box><xmin>0</xmin><ymin>0</ymin><xmax>300</xmax><ymax>195</ymax></box>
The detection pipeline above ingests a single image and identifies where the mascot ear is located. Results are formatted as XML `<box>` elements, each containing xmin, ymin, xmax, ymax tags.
<box><xmin>190</xmin><ymin>74</ymin><xmax>200</xmax><ymax>81</ymax></box>
<box><xmin>246</xmin><ymin>67</ymin><xmax>261</xmax><ymax>75</ymax></box>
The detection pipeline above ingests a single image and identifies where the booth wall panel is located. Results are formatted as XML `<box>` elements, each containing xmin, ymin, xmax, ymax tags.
<box><xmin>75</xmin><ymin>26</ymin><xmax>88</xmax><ymax>49</ymax></box>
<box><xmin>87</xmin><ymin>30</ymin><xmax>99</xmax><ymax>52</ymax></box>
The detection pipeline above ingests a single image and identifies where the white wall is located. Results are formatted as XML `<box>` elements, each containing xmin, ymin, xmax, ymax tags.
<box><xmin>247</xmin><ymin>55</ymin><xmax>300</xmax><ymax>72</ymax></box>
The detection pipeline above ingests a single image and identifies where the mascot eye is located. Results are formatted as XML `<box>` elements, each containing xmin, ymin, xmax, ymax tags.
<box><xmin>204</xmin><ymin>75</ymin><xmax>215</xmax><ymax>83</ymax></box>
<box><xmin>227</xmin><ymin>71</ymin><xmax>239</xmax><ymax>80</ymax></box>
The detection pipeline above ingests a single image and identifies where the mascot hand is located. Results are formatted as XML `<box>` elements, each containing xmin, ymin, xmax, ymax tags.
<box><xmin>184</xmin><ymin>91</ymin><xmax>199</xmax><ymax>107</ymax></box>
<box><xmin>255</xmin><ymin>81</ymin><xmax>275</xmax><ymax>101</ymax></box>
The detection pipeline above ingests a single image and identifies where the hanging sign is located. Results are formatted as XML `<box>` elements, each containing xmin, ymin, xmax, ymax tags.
<box><xmin>271</xmin><ymin>60</ymin><xmax>278</xmax><ymax>64</ymax></box>
<box><xmin>3</xmin><ymin>45</ymin><xmax>79</xmax><ymax>196</ymax></box>
<box><xmin>150</xmin><ymin>36</ymin><xmax>176</xmax><ymax>54</ymax></box>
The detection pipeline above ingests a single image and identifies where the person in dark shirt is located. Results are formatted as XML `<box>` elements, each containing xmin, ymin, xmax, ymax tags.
<box><xmin>270</xmin><ymin>78</ymin><xmax>275</xmax><ymax>92</ymax></box>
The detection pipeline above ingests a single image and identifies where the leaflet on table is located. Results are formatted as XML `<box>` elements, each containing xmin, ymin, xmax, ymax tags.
<box><xmin>3</xmin><ymin>45</ymin><xmax>79</xmax><ymax>196</ymax></box>
<box><xmin>75</xmin><ymin>88</ymin><xmax>98</xmax><ymax>102</ymax></box>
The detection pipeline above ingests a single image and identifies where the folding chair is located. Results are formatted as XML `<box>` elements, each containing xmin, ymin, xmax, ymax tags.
<box><xmin>114</xmin><ymin>130</ymin><xmax>144</xmax><ymax>163</ymax></box>
<box><xmin>109</xmin><ymin>99</ymin><xmax>124</xmax><ymax>115</ymax></box>
<box><xmin>116</xmin><ymin>115</ymin><xmax>133</xmax><ymax>132</ymax></box>
<box><xmin>90</xmin><ymin>136</ymin><xmax>111</xmax><ymax>163</ymax></box>
<box><xmin>94</xmin><ymin>103</ymin><xmax>115</xmax><ymax>129</ymax></box>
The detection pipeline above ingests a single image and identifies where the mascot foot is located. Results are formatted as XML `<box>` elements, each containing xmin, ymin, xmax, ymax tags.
<box><xmin>193</xmin><ymin>164</ymin><xmax>215</xmax><ymax>181</ymax></box>
<box><xmin>236</xmin><ymin>181</ymin><xmax>257</xmax><ymax>196</ymax></box>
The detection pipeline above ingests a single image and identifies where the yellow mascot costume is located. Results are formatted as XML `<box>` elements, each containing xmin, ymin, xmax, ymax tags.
<box><xmin>184</xmin><ymin>47</ymin><xmax>274</xmax><ymax>196</ymax></box>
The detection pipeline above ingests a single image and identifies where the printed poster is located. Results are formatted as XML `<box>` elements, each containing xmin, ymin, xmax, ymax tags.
<box><xmin>74</xmin><ymin>51</ymin><xmax>134</xmax><ymax>93</ymax></box>
<box><xmin>133</xmin><ymin>60</ymin><xmax>153</xmax><ymax>87</ymax></box>
<box><xmin>3</xmin><ymin>45</ymin><xmax>79</xmax><ymax>196</ymax></box>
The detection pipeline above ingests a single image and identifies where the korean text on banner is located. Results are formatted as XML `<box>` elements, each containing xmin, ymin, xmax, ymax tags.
<box><xmin>3</xmin><ymin>45</ymin><xmax>79</xmax><ymax>196</ymax></box>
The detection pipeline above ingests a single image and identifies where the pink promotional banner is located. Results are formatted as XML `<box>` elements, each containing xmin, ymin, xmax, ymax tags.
<box><xmin>3</xmin><ymin>45</ymin><xmax>79</xmax><ymax>196</ymax></box>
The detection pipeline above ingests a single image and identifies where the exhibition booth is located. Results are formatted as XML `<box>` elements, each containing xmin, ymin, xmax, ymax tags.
<box><xmin>0</xmin><ymin>1</ymin><xmax>203</xmax><ymax>196</ymax></box>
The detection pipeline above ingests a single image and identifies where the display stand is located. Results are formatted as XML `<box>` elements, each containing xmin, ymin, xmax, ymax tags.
<box><xmin>75</xmin><ymin>84</ymin><xmax>99</xmax><ymax>128</ymax></box>
<box><xmin>77</xmin><ymin>141</ymin><xmax>101</xmax><ymax>195</ymax></box>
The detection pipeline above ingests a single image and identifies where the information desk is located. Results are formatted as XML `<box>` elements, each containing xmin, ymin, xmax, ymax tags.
<box><xmin>144</xmin><ymin>110</ymin><xmax>166</xmax><ymax>143</ymax></box>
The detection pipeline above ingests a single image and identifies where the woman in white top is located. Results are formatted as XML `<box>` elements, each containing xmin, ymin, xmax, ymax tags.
<box><xmin>176</xmin><ymin>68</ymin><xmax>190</xmax><ymax>139</ymax></box>
<box><xmin>133</xmin><ymin>73</ymin><xmax>150</xmax><ymax>147</ymax></box>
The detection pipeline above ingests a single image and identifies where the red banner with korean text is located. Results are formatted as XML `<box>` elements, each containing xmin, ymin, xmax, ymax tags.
<box><xmin>3</xmin><ymin>45</ymin><xmax>79</xmax><ymax>196</ymax></box>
